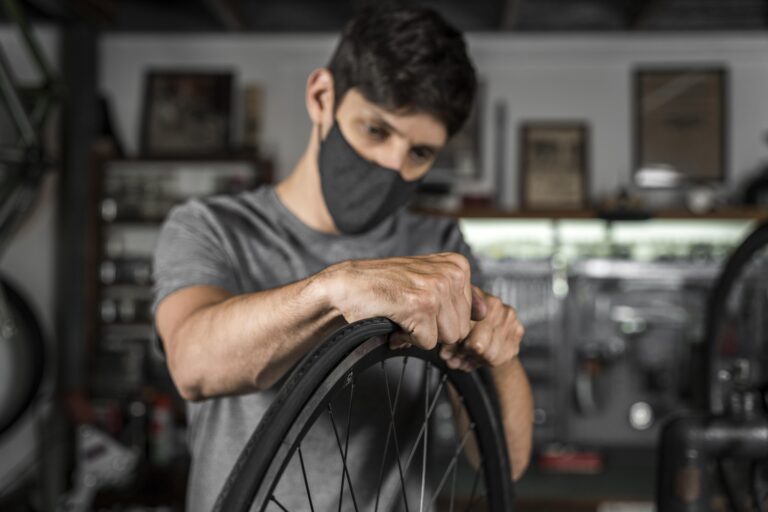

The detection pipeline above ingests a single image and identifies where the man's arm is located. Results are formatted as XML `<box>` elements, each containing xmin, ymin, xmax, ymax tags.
<box><xmin>490</xmin><ymin>358</ymin><xmax>533</xmax><ymax>480</ymax></box>
<box><xmin>155</xmin><ymin>278</ymin><xmax>341</xmax><ymax>401</ymax></box>
<box><xmin>438</xmin><ymin>289</ymin><xmax>534</xmax><ymax>480</ymax></box>
<box><xmin>155</xmin><ymin>252</ymin><xmax>477</xmax><ymax>401</ymax></box>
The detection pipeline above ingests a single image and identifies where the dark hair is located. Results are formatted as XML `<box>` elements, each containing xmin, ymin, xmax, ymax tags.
<box><xmin>327</xmin><ymin>6</ymin><xmax>476</xmax><ymax>138</ymax></box>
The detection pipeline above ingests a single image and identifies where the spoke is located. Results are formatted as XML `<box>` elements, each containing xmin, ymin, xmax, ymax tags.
<box><xmin>383</xmin><ymin>358</ymin><xmax>411</xmax><ymax>512</ymax></box>
<box><xmin>374</xmin><ymin>358</ymin><xmax>408</xmax><ymax>512</ymax></box>
<box><xmin>428</xmin><ymin>424</ymin><xmax>476</xmax><ymax>509</ymax></box>
<box><xmin>403</xmin><ymin>373</ymin><xmax>447</xmax><ymax>474</ymax></box>
<box><xmin>270</xmin><ymin>495</ymin><xmax>290</xmax><ymax>512</ymax></box>
<box><xmin>449</xmin><ymin>456</ymin><xmax>457</xmax><ymax>512</ymax></box>
<box><xmin>373</xmin><ymin>421</ymin><xmax>392</xmax><ymax>512</ymax></box>
<box><xmin>328</xmin><ymin>403</ymin><xmax>360</xmax><ymax>512</ymax></box>
<box><xmin>464</xmin><ymin>465</ymin><xmax>483</xmax><ymax>512</ymax></box>
<box><xmin>419</xmin><ymin>362</ymin><xmax>431</xmax><ymax>512</ymax></box>
<box><xmin>297</xmin><ymin>445</ymin><xmax>315</xmax><ymax>512</ymax></box>
<box><xmin>338</xmin><ymin>378</ymin><xmax>356</xmax><ymax>512</ymax></box>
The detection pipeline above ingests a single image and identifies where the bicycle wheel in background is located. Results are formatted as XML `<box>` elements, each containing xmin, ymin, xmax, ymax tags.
<box><xmin>0</xmin><ymin>277</ymin><xmax>45</xmax><ymax>439</ymax></box>
<box><xmin>215</xmin><ymin>317</ymin><xmax>515</xmax><ymax>512</ymax></box>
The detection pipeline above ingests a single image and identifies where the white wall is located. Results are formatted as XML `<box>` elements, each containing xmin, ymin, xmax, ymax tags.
<box><xmin>100</xmin><ymin>32</ymin><xmax>768</xmax><ymax>208</ymax></box>
<box><xmin>100</xmin><ymin>34</ymin><xmax>336</xmax><ymax>176</ymax></box>
<box><xmin>471</xmin><ymin>34</ymin><xmax>768</xmax><ymax>207</ymax></box>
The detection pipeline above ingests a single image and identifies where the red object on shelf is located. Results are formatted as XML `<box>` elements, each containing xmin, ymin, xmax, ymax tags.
<box><xmin>537</xmin><ymin>448</ymin><xmax>604</xmax><ymax>474</ymax></box>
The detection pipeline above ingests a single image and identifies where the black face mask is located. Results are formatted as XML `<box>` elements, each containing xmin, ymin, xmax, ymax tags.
<box><xmin>318</xmin><ymin>122</ymin><xmax>421</xmax><ymax>234</ymax></box>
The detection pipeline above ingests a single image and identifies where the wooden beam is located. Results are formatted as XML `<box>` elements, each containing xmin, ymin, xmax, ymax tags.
<box><xmin>500</xmin><ymin>0</ymin><xmax>519</xmax><ymax>30</ymax></box>
<box><xmin>624</xmin><ymin>0</ymin><xmax>659</xmax><ymax>29</ymax></box>
<box><xmin>200</xmin><ymin>0</ymin><xmax>245</xmax><ymax>31</ymax></box>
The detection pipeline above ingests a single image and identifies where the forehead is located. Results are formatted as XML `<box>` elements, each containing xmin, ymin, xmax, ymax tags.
<box><xmin>339</xmin><ymin>88</ymin><xmax>447</xmax><ymax>147</ymax></box>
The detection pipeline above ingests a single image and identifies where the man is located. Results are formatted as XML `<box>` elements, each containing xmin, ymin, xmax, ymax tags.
<box><xmin>153</xmin><ymin>6</ymin><xmax>532</xmax><ymax>511</ymax></box>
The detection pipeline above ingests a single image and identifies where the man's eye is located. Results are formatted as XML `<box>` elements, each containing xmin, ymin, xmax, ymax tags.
<box><xmin>364</xmin><ymin>124</ymin><xmax>387</xmax><ymax>140</ymax></box>
<box><xmin>410</xmin><ymin>147</ymin><xmax>434</xmax><ymax>163</ymax></box>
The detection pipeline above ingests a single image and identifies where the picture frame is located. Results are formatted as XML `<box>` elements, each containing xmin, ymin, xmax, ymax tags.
<box><xmin>519</xmin><ymin>122</ymin><xmax>589</xmax><ymax>211</ymax></box>
<box><xmin>140</xmin><ymin>70</ymin><xmax>233</xmax><ymax>158</ymax></box>
<box><xmin>634</xmin><ymin>67</ymin><xmax>727</xmax><ymax>183</ymax></box>
<box><xmin>425</xmin><ymin>83</ymin><xmax>483</xmax><ymax>184</ymax></box>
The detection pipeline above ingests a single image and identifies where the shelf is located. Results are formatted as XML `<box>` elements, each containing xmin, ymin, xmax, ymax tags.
<box><xmin>415</xmin><ymin>206</ymin><xmax>768</xmax><ymax>220</ymax></box>
<box><xmin>103</xmin><ymin>220</ymin><xmax>164</xmax><ymax>228</ymax></box>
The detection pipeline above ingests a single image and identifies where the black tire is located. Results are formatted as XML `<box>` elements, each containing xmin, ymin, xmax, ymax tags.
<box><xmin>214</xmin><ymin>317</ymin><xmax>515</xmax><ymax>512</ymax></box>
<box><xmin>0</xmin><ymin>277</ymin><xmax>46</xmax><ymax>439</ymax></box>
<box><xmin>705</xmin><ymin>220</ymin><xmax>768</xmax><ymax>414</ymax></box>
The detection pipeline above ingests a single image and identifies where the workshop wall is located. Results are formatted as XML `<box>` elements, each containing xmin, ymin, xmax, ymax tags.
<box><xmin>100</xmin><ymin>32</ymin><xmax>768</xmax><ymax>207</ymax></box>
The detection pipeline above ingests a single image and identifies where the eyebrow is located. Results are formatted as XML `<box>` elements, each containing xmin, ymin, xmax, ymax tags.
<box><xmin>369</xmin><ymin>112</ymin><xmax>441</xmax><ymax>153</ymax></box>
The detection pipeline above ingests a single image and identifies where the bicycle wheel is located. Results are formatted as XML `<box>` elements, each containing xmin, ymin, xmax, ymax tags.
<box><xmin>214</xmin><ymin>317</ymin><xmax>514</xmax><ymax>512</ymax></box>
<box><xmin>0</xmin><ymin>277</ymin><xmax>45</xmax><ymax>439</ymax></box>
<box><xmin>705</xmin><ymin>220</ymin><xmax>768</xmax><ymax>415</ymax></box>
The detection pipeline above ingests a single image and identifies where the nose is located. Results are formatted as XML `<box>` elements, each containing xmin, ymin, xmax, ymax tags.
<box><xmin>375</xmin><ymin>139</ymin><xmax>409</xmax><ymax>173</ymax></box>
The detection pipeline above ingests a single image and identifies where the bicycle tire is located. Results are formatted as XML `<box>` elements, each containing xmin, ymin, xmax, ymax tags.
<box><xmin>214</xmin><ymin>317</ymin><xmax>515</xmax><ymax>512</ymax></box>
<box><xmin>0</xmin><ymin>277</ymin><xmax>45</xmax><ymax>439</ymax></box>
<box><xmin>705</xmin><ymin>220</ymin><xmax>768</xmax><ymax>414</ymax></box>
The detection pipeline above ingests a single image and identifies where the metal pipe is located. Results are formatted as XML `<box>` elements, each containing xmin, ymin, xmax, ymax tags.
<box><xmin>657</xmin><ymin>414</ymin><xmax>768</xmax><ymax>511</ymax></box>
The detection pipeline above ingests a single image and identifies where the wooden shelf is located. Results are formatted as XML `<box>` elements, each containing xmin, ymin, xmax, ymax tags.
<box><xmin>414</xmin><ymin>206</ymin><xmax>768</xmax><ymax>220</ymax></box>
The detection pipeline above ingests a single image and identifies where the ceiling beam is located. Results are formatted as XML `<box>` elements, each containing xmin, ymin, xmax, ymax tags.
<box><xmin>624</xmin><ymin>0</ymin><xmax>659</xmax><ymax>29</ymax></box>
<box><xmin>200</xmin><ymin>0</ymin><xmax>245</xmax><ymax>31</ymax></box>
<box><xmin>500</xmin><ymin>0</ymin><xmax>519</xmax><ymax>30</ymax></box>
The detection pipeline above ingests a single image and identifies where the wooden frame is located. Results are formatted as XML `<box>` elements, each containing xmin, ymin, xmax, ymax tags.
<box><xmin>519</xmin><ymin>122</ymin><xmax>589</xmax><ymax>211</ymax></box>
<box><xmin>633</xmin><ymin>67</ymin><xmax>727</xmax><ymax>183</ymax></box>
<box><xmin>140</xmin><ymin>70</ymin><xmax>233</xmax><ymax>158</ymax></box>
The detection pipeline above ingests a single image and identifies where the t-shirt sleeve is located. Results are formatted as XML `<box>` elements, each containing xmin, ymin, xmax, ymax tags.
<box><xmin>152</xmin><ymin>200</ymin><xmax>239</xmax><ymax>314</ymax></box>
<box><xmin>441</xmin><ymin>220</ymin><xmax>485</xmax><ymax>290</ymax></box>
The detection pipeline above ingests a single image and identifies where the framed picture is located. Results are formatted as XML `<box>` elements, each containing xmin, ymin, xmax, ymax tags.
<box><xmin>519</xmin><ymin>122</ymin><xmax>589</xmax><ymax>210</ymax></box>
<box><xmin>425</xmin><ymin>83</ymin><xmax>483</xmax><ymax>184</ymax></box>
<box><xmin>140</xmin><ymin>70</ymin><xmax>233</xmax><ymax>157</ymax></box>
<box><xmin>634</xmin><ymin>67</ymin><xmax>727</xmax><ymax>183</ymax></box>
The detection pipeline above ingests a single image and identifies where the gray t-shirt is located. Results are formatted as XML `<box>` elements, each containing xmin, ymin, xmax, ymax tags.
<box><xmin>152</xmin><ymin>185</ymin><xmax>482</xmax><ymax>511</ymax></box>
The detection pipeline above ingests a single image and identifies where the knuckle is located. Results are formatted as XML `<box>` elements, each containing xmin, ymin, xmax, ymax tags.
<box><xmin>411</xmin><ymin>289</ymin><xmax>436</xmax><ymax>313</ymax></box>
<box><xmin>435</xmin><ymin>274</ymin><xmax>451</xmax><ymax>293</ymax></box>
<box><xmin>446</xmin><ymin>252</ymin><xmax>470</xmax><ymax>274</ymax></box>
<box><xmin>487</xmin><ymin>295</ymin><xmax>503</xmax><ymax>310</ymax></box>
<box><xmin>422</xmin><ymin>336</ymin><xmax>438</xmax><ymax>351</ymax></box>
<box><xmin>469</xmin><ymin>338</ymin><xmax>485</xmax><ymax>355</ymax></box>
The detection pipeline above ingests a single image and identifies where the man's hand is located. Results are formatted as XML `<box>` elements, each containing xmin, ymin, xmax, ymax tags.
<box><xmin>438</xmin><ymin>286</ymin><xmax>525</xmax><ymax>372</ymax></box>
<box><xmin>321</xmin><ymin>252</ymin><xmax>479</xmax><ymax>351</ymax></box>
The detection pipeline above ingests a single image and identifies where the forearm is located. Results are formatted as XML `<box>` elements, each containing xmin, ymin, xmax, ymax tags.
<box><xmin>491</xmin><ymin>357</ymin><xmax>533</xmax><ymax>480</ymax></box>
<box><xmin>166</xmin><ymin>273</ymin><xmax>343</xmax><ymax>400</ymax></box>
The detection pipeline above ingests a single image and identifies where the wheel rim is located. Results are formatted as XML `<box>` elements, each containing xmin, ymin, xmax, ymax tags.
<box><xmin>215</xmin><ymin>318</ymin><xmax>513</xmax><ymax>512</ymax></box>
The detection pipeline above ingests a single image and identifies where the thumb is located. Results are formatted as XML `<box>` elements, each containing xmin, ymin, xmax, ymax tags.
<box><xmin>470</xmin><ymin>285</ymin><xmax>488</xmax><ymax>321</ymax></box>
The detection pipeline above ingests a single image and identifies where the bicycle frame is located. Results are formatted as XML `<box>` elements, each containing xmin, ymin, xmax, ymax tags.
<box><xmin>0</xmin><ymin>0</ymin><xmax>60</xmax><ymax>255</ymax></box>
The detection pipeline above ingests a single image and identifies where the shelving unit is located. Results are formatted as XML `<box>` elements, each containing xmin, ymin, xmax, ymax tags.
<box><xmin>84</xmin><ymin>157</ymin><xmax>269</xmax><ymax>510</ymax></box>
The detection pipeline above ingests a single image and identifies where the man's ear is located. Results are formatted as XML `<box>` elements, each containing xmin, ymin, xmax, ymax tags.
<box><xmin>306</xmin><ymin>68</ymin><xmax>335</xmax><ymax>136</ymax></box>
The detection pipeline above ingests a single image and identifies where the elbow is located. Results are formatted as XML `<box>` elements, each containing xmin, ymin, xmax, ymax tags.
<box><xmin>165</xmin><ymin>337</ymin><xmax>207</xmax><ymax>402</ymax></box>
<box><xmin>166</xmin><ymin>335</ymin><xmax>271</xmax><ymax>399</ymax></box>
<box><xmin>176</xmin><ymin>377</ymin><xmax>205</xmax><ymax>402</ymax></box>
<box><xmin>168</xmin><ymin>355</ymin><xmax>206</xmax><ymax>402</ymax></box>
<box><xmin>509</xmin><ymin>433</ymin><xmax>533</xmax><ymax>481</ymax></box>
<box><xmin>511</xmin><ymin>454</ymin><xmax>531</xmax><ymax>481</ymax></box>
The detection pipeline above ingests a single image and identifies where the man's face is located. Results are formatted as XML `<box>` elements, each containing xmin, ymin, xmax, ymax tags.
<box><xmin>331</xmin><ymin>88</ymin><xmax>448</xmax><ymax>182</ymax></box>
